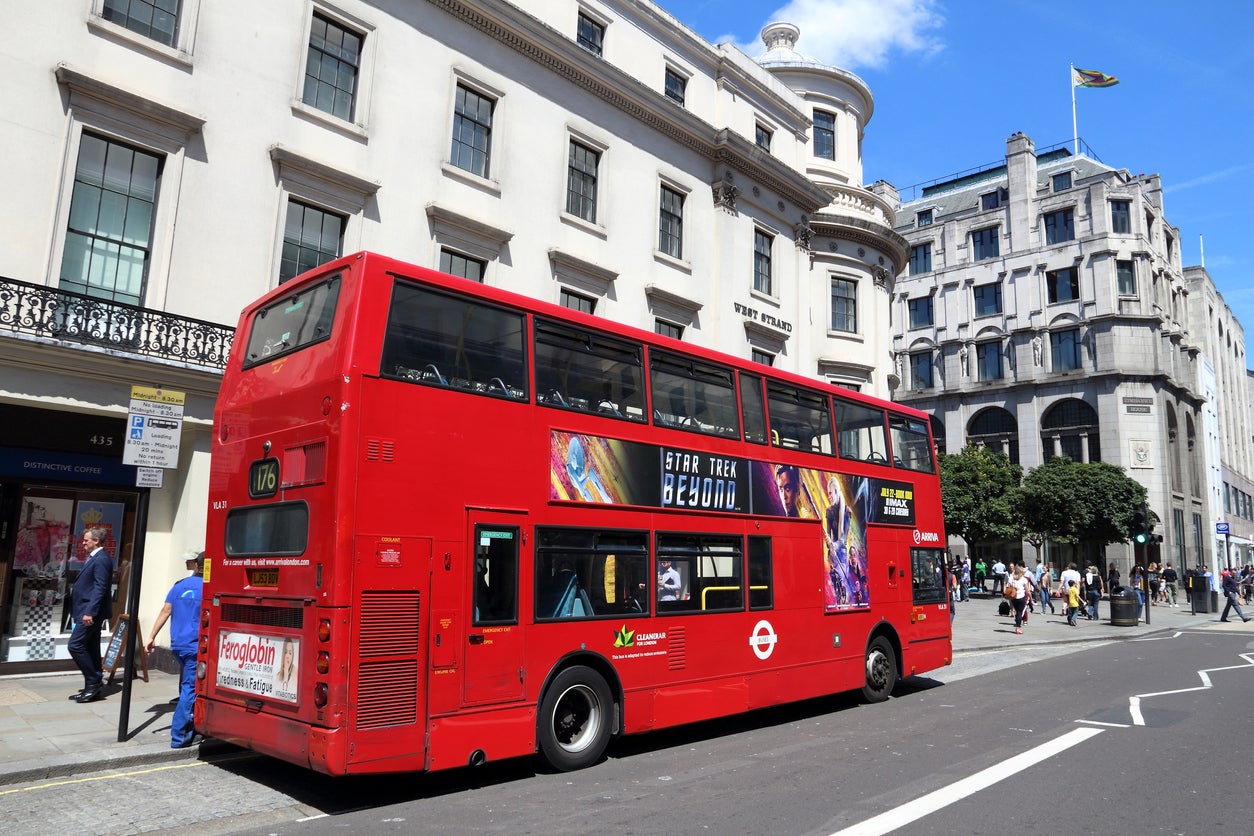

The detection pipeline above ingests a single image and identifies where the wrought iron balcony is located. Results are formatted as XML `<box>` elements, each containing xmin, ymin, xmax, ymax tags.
<box><xmin>0</xmin><ymin>276</ymin><xmax>234</xmax><ymax>370</ymax></box>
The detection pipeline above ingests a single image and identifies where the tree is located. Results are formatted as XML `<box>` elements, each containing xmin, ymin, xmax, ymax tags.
<box><xmin>937</xmin><ymin>446</ymin><xmax>1022</xmax><ymax>551</ymax></box>
<box><xmin>1019</xmin><ymin>457</ymin><xmax>1147</xmax><ymax>553</ymax></box>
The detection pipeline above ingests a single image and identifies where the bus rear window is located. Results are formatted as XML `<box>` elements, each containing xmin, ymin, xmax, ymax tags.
<box><xmin>243</xmin><ymin>275</ymin><xmax>341</xmax><ymax>369</ymax></box>
<box><xmin>225</xmin><ymin>503</ymin><xmax>309</xmax><ymax>556</ymax></box>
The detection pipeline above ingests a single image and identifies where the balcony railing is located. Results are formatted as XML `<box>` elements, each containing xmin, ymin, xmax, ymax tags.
<box><xmin>0</xmin><ymin>276</ymin><xmax>234</xmax><ymax>370</ymax></box>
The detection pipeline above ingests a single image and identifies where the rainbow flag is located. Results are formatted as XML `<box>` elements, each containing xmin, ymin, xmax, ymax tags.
<box><xmin>1073</xmin><ymin>67</ymin><xmax>1119</xmax><ymax>88</ymax></box>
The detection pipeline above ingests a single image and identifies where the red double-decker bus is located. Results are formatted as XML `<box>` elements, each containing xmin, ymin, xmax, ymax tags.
<box><xmin>196</xmin><ymin>251</ymin><xmax>950</xmax><ymax>776</ymax></box>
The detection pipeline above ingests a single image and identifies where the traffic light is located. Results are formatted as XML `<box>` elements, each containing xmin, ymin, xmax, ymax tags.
<box><xmin>1130</xmin><ymin>505</ymin><xmax>1149</xmax><ymax>545</ymax></box>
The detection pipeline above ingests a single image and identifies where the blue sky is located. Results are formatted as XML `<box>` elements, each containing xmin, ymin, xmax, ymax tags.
<box><xmin>664</xmin><ymin>0</ymin><xmax>1254</xmax><ymax>366</ymax></box>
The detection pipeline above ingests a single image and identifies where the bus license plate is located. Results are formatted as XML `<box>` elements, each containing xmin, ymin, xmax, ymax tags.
<box><xmin>249</xmin><ymin>569</ymin><xmax>279</xmax><ymax>587</ymax></box>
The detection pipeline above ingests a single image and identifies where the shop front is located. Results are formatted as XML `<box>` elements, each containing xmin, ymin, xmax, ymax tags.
<box><xmin>0</xmin><ymin>403</ymin><xmax>143</xmax><ymax>673</ymax></box>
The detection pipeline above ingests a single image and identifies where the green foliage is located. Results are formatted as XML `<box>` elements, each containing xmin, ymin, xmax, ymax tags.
<box><xmin>937</xmin><ymin>446</ymin><xmax>1022</xmax><ymax>547</ymax></box>
<box><xmin>1019</xmin><ymin>457</ymin><xmax>1147</xmax><ymax>548</ymax></box>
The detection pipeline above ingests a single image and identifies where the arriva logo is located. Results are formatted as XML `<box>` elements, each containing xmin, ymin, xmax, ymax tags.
<box><xmin>913</xmin><ymin>530</ymin><xmax>941</xmax><ymax>544</ymax></box>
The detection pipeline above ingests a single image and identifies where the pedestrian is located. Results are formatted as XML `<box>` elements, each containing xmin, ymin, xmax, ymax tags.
<box><xmin>1059</xmin><ymin>563</ymin><xmax>1083</xmax><ymax>618</ymax></box>
<box><xmin>1218</xmin><ymin>569</ymin><xmax>1252</xmax><ymax>623</ymax></box>
<box><xmin>1162</xmin><ymin>562</ymin><xmax>1179</xmax><ymax>607</ymax></box>
<box><xmin>1107</xmin><ymin>565</ymin><xmax>1121</xmax><ymax>594</ymax></box>
<box><xmin>145</xmin><ymin>550</ymin><xmax>206</xmax><ymax>748</ymax></box>
<box><xmin>1038</xmin><ymin>561</ymin><xmax>1056</xmax><ymax>614</ymax></box>
<box><xmin>974</xmin><ymin>558</ymin><xmax>987</xmax><ymax>591</ymax></box>
<box><xmin>961</xmin><ymin>557</ymin><xmax>971</xmax><ymax>601</ymax></box>
<box><xmin>1083</xmin><ymin>564</ymin><xmax>1104</xmax><ymax>621</ymax></box>
<box><xmin>991</xmin><ymin>559</ymin><xmax>1006</xmax><ymax>595</ymax></box>
<box><xmin>1065</xmin><ymin>579</ymin><xmax>1082</xmax><ymax>626</ymax></box>
<box><xmin>1147</xmin><ymin>562</ymin><xmax>1162</xmax><ymax>606</ymax></box>
<box><xmin>68</xmin><ymin>526</ymin><xmax>114</xmax><ymax>703</ymax></box>
<box><xmin>1129</xmin><ymin>564</ymin><xmax>1145</xmax><ymax>617</ymax></box>
<box><xmin>1005</xmin><ymin>564</ymin><xmax>1031</xmax><ymax>634</ymax></box>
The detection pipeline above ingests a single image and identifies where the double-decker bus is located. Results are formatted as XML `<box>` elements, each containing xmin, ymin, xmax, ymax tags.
<box><xmin>196</xmin><ymin>251</ymin><xmax>950</xmax><ymax>776</ymax></box>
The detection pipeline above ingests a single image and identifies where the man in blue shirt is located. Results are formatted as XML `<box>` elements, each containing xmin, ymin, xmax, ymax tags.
<box><xmin>146</xmin><ymin>550</ymin><xmax>205</xmax><ymax>748</ymax></box>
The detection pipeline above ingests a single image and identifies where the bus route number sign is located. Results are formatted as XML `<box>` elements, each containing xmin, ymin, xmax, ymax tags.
<box><xmin>249</xmin><ymin>458</ymin><xmax>280</xmax><ymax>498</ymax></box>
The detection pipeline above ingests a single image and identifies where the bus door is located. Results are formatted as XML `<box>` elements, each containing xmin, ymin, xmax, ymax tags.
<box><xmin>908</xmin><ymin>547</ymin><xmax>949</xmax><ymax>641</ymax></box>
<box><xmin>463</xmin><ymin>515</ymin><xmax>526</xmax><ymax>705</ymax></box>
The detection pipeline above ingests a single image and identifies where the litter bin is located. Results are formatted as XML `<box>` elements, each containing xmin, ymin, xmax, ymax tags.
<box><xmin>1109</xmin><ymin>587</ymin><xmax>1138</xmax><ymax>626</ymax></box>
<box><xmin>1191</xmin><ymin>578</ymin><xmax>1212</xmax><ymax>613</ymax></box>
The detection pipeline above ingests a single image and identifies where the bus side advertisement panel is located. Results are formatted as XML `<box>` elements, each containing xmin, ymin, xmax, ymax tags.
<box><xmin>549</xmin><ymin>431</ymin><xmax>935</xmax><ymax>613</ymax></box>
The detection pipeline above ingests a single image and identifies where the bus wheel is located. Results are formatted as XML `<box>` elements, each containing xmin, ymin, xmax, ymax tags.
<box><xmin>861</xmin><ymin>636</ymin><xmax>897</xmax><ymax>703</ymax></box>
<box><xmin>538</xmin><ymin>666</ymin><xmax>613</xmax><ymax>771</ymax></box>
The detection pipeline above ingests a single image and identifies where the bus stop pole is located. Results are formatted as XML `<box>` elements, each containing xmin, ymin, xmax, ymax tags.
<box><xmin>117</xmin><ymin>488</ymin><xmax>150</xmax><ymax>743</ymax></box>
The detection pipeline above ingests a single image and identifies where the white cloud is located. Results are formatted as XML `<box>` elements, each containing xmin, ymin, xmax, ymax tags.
<box><xmin>719</xmin><ymin>0</ymin><xmax>945</xmax><ymax>70</ymax></box>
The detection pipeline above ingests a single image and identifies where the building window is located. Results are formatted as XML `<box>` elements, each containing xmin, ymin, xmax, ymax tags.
<box><xmin>909</xmin><ymin>243</ymin><xmax>932</xmax><ymax>275</ymax></box>
<box><xmin>981</xmin><ymin>188</ymin><xmax>1007</xmax><ymax>211</ymax></box>
<box><xmin>831</xmin><ymin>278</ymin><xmax>857</xmax><ymax>333</ymax></box>
<box><xmin>1111</xmin><ymin>200</ymin><xmax>1131</xmax><ymax>234</ymax></box>
<box><xmin>576</xmin><ymin>12</ymin><xmax>604</xmax><ymax>55</ymax></box>
<box><xmin>751</xmin><ymin>349</ymin><xmax>774</xmax><ymax>367</ymax></box>
<box><xmin>1041</xmin><ymin>398</ymin><xmax>1100</xmax><ymax>463</ymax></box>
<box><xmin>972</xmin><ymin>227</ymin><xmax>999</xmax><ymax>261</ymax></box>
<box><xmin>280</xmin><ymin>199</ymin><xmax>344</xmax><ymax>284</ymax></box>
<box><xmin>303</xmin><ymin>13</ymin><xmax>362</xmax><ymax>122</ymax></box>
<box><xmin>566</xmin><ymin>140</ymin><xmax>600</xmax><ymax>223</ymax></box>
<box><xmin>440</xmin><ymin>248</ymin><xmax>485</xmax><ymax>282</ymax></box>
<box><xmin>101</xmin><ymin>0</ymin><xmax>180</xmax><ymax>47</ymax></box>
<box><xmin>1047</xmin><ymin>267</ymin><xmax>1079</xmax><ymax>303</ymax></box>
<box><xmin>451</xmin><ymin>83</ymin><xmax>494</xmax><ymax>178</ymax></box>
<box><xmin>976</xmin><ymin>342</ymin><xmax>1003</xmax><ymax>381</ymax></box>
<box><xmin>1117</xmin><ymin>260</ymin><xmax>1136</xmax><ymax>295</ymax></box>
<box><xmin>1050</xmin><ymin>329</ymin><xmax>1082</xmax><ymax>371</ymax></box>
<box><xmin>664</xmin><ymin>68</ymin><xmax>686</xmax><ymax>105</ymax></box>
<box><xmin>911</xmin><ymin>352</ymin><xmax>934</xmax><ymax>389</ymax></box>
<box><xmin>1044</xmin><ymin>208</ymin><xmax>1075</xmax><ymax>244</ymax></box>
<box><xmin>813</xmin><ymin>110</ymin><xmax>835</xmax><ymax>160</ymax></box>
<box><xmin>1052</xmin><ymin>172</ymin><xmax>1072</xmax><ymax>191</ymax></box>
<box><xmin>753</xmin><ymin>230</ymin><xmax>773</xmax><ymax>295</ymax></box>
<box><xmin>907</xmin><ymin>296</ymin><xmax>933</xmax><ymax>329</ymax></box>
<box><xmin>658</xmin><ymin>185</ymin><xmax>684</xmax><ymax>259</ymax></box>
<box><xmin>968</xmin><ymin>406</ymin><xmax>1019</xmax><ymax>464</ymax></box>
<box><xmin>755</xmin><ymin>124</ymin><xmax>772</xmax><ymax>151</ymax></box>
<box><xmin>655</xmin><ymin>319</ymin><xmax>683</xmax><ymax>340</ymax></box>
<box><xmin>916</xmin><ymin>209</ymin><xmax>933</xmax><ymax>228</ymax></box>
<box><xmin>973</xmin><ymin>282</ymin><xmax>1002</xmax><ymax>316</ymax></box>
<box><xmin>560</xmin><ymin>288</ymin><xmax>596</xmax><ymax>314</ymax></box>
<box><xmin>59</xmin><ymin>133</ymin><xmax>162</xmax><ymax>305</ymax></box>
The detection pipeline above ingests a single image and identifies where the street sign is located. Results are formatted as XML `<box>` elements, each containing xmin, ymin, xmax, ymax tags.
<box><xmin>122</xmin><ymin>386</ymin><xmax>185</xmax><ymax>469</ymax></box>
<box><xmin>1216</xmin><ymin>522</ymin><xmax>1230</xmax><ymax>534</ymax></box>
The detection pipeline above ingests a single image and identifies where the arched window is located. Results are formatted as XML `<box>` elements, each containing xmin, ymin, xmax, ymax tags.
<box><xmin>1041</xmin><ymin>399</ymin><xmax>1100</xmax><ymax>463</ymax></box>
<box><xmin>1185</xmin><ymin>414</ymin><xmax>1199</xmax><ymax>495</ymax></box>
<box><xmin>1166</xmin><ymin>405</ymin><xmax>1180</xmax><ymax>492</ymax></box>
<box><xmin>967</xmin><ymin>406</ymin><xmax>1019</xmax><ymax>464</ymax></box>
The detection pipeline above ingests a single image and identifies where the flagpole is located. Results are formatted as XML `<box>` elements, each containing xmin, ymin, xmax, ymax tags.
<box><xmin>1070</xmin><ymin>63</ymin><xmax>1078</xmax><ymax>155</ymax></box>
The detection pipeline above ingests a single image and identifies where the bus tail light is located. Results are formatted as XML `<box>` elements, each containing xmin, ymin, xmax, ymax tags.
<box><xmin>318</xmin><ymin>619</ymin><xmax>332</xmax><ymax>642</ymax></box>
<box><xmin>316</xmin><ymin>651</ymin><xmax>330</xmax><ymax>674</ymax></box>
<box><xmin>201</xmin><ymin>608</ymin><xmax>210</xmax><ymax>628</ymax></box>
<box><xmin>313</xmin><ymin>682</ymin><xmax>329</xmax><ymax>707</ymax></box>
<box><xmin>199</xmin><ymin>634</ymin><xmax>208</xmax><ymax>655</ymax></box>
<box><xmin>196</xmin><ymin>661</ymin><xmax>206</xmax><ymax>680</ymax></box>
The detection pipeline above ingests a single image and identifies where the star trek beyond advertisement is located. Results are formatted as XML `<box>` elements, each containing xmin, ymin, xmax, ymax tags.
<box><xmin>549</xmin><ymin>430</ymin><xmax>920</xmax><ymax>612</ymax></box>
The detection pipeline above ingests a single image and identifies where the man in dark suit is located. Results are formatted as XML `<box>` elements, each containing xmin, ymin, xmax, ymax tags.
<box><xmin>68</xmin><ymin>526</ymin><xmax>114</xmax><ymax>703</ymax></box>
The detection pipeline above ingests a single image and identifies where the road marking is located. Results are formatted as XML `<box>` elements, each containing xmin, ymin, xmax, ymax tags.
<box><xmin>0</xmin><ymin>761</ymin><xmax>206</xmax><ymax>796</ymax></box>
<box><xmin>1126</xmin><ymin>651</ymin><xmax>1254</xmax><ymax>726</ymax></box>
<box><xmin>830</xmin><ymin>726</ymin><xmax>1104</xmax><ymax>836</ymax></box>
<box><xmin>1076</xmin><ymin>720</ymin><xmax>1130</xmax><ymax>728</ymax></box>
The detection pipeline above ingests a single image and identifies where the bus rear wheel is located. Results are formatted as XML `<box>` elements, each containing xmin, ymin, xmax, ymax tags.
<box><xmin>538</xmin><ymin>666</ymin><xmax>613</xmax><ymax>771</ymax></box>
<box><xmin>861</xmin><ymin>636</ymin><xmax>898</xmax><ymax>703</ymax></box>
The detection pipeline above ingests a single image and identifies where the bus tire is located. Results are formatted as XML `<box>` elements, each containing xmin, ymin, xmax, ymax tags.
<box><xmin>537</xmin><ymin>665</ymin><xmax>613</xmax><ymax>771</ymax></box>
<box><xmin>861</xmin><ymin>636</ymin><xmax>897</xmax><ymax>703</ymax></box>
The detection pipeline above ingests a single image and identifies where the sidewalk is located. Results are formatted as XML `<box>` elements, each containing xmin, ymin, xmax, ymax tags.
<box><xmin>0</xmin><ymin>599</ymin><xmax>1246</xmax><ymax>785</ymax></box>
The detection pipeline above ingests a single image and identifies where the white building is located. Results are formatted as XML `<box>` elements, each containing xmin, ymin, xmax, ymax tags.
<box><xmin>0</xmin><ymin>1</ymin><xmax>903</xmax><ymax>670</ymax></box>
<box><xmin>887</xmin><ymin>131</ymin><xmax>1231</xmax><ymax>576</ymax></box>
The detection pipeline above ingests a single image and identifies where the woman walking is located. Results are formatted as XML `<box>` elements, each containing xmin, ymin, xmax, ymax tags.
<box><xmin>1006</xmin><ymin>564</ymin><xmax>1032</xmax><ymax>634</ymax></box>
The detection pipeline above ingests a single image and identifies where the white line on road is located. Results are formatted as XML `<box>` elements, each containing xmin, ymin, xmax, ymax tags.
<box><xmin>829</xmin><ymin>726</ymin><xmax>1104</xmax><ymax>836</ymax></box>
<box><xmin>1075</xmin><ymin>720</ymin><xmax>1130</xmax><ymax>728</ymax></box>
<box><xmin>1126</xmin><ymin>652</ymin><xmax>1254</xmax><ymax>725</ymax></box>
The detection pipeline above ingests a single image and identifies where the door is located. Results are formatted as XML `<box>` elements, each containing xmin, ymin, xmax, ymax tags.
<box><xmin>463</xmin><ymin>513</ymin><xmax>526</xmax><ymax>705</ymax></box>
